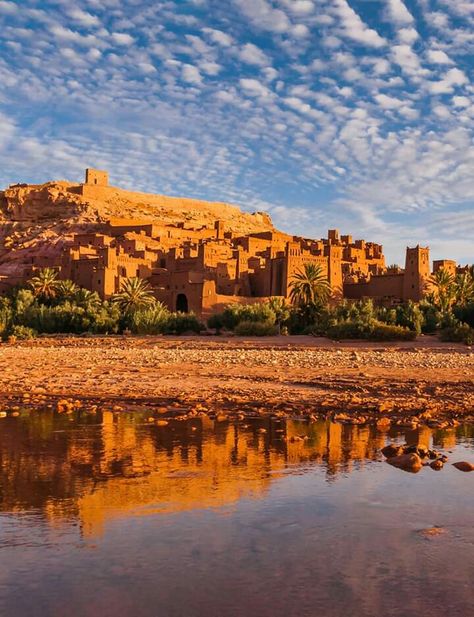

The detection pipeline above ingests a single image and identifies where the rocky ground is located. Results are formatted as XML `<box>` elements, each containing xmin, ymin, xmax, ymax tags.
<box><xmin>0</xmin><ymin>335</ymin><xmax>473</xmax><ymax>426</ymax></box>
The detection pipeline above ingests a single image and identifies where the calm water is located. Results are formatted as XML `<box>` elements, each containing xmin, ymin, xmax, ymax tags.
<box><xmin>0</xmin><ymin>410</ymin><xmax>473</xmax><ymax>617</ymax></box>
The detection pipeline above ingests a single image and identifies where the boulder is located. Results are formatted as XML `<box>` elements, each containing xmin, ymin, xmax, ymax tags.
<box><xmin>387</xmin><ymin>453</ymin><xmax>423</xmax><ymax>473</ymax></box>
<box><xmin>452</xmin><ymin>461</ymin><xmax>474</xmax><ymax>472</ymax></box>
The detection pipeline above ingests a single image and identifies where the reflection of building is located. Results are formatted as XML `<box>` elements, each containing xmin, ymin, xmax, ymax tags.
<box><xmin>3</xmin><ymin>411</ymin><xmax>460</xmax><ymax>538</ymax></box>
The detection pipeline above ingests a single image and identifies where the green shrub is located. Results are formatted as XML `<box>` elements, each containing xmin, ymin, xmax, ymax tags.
<box><xmin>9</xmin><ymin>325</ymin><xmax>37</xmax><ymax>340</ymax></box>
<box><xmin>419</xmin><ymin>302</ymin><xmax>441</xmax><ymax>333</ymax></box>
<box><xmin>454</xmin><ymin>302</ymin><xmax>474</xmax><ymax>329</ymax></box>
<box><xmin>207</xmin><ymin>313</ymin><xmax>225</xmax><ymax>333</ymax></box>
<box><xmin>368</xmin><ymin>323</ymin><xmax>417</xmax><ymax>341</ymax></box>
<box><xmin>164</xmin><ymin>312</ymin><xmax>204</xmax><ymax>334</ymax></box>
<box><xmin>234</xmin><ymin>320</ymin><xmax>278</xmax><ymax>336</ymax></box>
<box><xmin>440</xmin><ymin>323</ymin><xmax>474</xmax><ymax>345</ymax></box>
<box><xmin>128</xmin><ymin>304</ymin><xmax>170</xmax><ymax>335</ymax></box>
<box><xmin>326</xmin><ymin>321</ymin><xmax>371</xmax><ymax>340</ymax></box>
<box><xmin>395</xmin><ymin>301</ymin><xmax>424</xmax><ymax>334</ymax></box>
<box><xmin>327</xmin><ymin>320</ymin><xmax>416</xmax><ymax>341</ymax></box>
<box><xmin>209</xmin><ymin>303</ymin><xmax>276</xmax><ymax>332</ymax></box>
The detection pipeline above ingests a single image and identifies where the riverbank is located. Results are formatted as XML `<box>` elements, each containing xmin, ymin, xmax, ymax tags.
<box><xmin>0</xmin><ymin>336</ymin><xmax>473</xmax><ymax>424</ymax></box>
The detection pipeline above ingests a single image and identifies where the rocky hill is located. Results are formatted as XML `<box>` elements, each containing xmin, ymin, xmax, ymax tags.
<box><xmin>0</xmin><ymin>178</ymin><xmax>274</xmax><ymax>284</ymax></box>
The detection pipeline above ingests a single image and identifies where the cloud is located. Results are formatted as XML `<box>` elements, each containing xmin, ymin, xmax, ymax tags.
<box><xmin>202</xmin><ymin>28</ymin><xmax>233</xmax><ymax>47</ymax></box>
<box><xmin>239</xmin><ymin>78</ymin><xmax>272</xmax><ymax>97</ymax></box>
<box><xmin>385</xmin><ymin>0</ymin><xmax>414</xmax><ymax>26</ymax></box>
<box><xmin>110</xmin><ymin>32</ymin><xmax>135</xmax><ymax>46</ymax></box>
<box><xmin>333</xmin><ymin>0</ymin><xmax>386</xmax><ymax>47</ymax></box>
<box><xmin>426</xmin><ymin>49</ymin><xmax>454</xmax><ymax>65</ymax></box>
<box><xmin>182</xmin><ymin>64</ymin><xmax>203</xmax><ymax>84</ymax></box>
<box><xmin>429</xmin><ymin>68</ymin><xmax>469</xmax><ymax>94</ymax></box>
<box><xmin>68</xmin><ymin>8</ymin><xmax>100</xmax><ymax>27</ymax></box>
<box><xmin>234</xmin><ymin>0</ymin><xmax>291</xmax><ymax>33</ymax></box>
<box><xmin>238</xmin><ymin>43</ymin><xmax>270</xmax><ymax>67</ymax></box>
<box><xmin>391</xmin><ymin>44</ymin><xmax>426</xmax><ymax>76</ymax></box>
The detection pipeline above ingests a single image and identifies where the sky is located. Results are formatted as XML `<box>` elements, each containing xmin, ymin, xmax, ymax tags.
<box><xmin>0</xmin><ymin>0</ymin><xmax>472</xmax><ymax>264</ymax></box>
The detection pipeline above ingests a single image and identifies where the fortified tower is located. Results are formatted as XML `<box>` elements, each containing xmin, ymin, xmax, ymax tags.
<box><xmin>85</xmin><ymin>168</ymin><xmax>109</xmax><ymax>186</ymax></box>
<box><xmin>403</xmin><ymin>246</ymin><xmax>430</xmax><ymax>302</ymax></box>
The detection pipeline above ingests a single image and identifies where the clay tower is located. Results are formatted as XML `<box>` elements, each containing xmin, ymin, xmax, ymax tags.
<box><xmin>403</xmin><ymin>246</ymin><xmax>430</xmax><ymax>302</ymax></box>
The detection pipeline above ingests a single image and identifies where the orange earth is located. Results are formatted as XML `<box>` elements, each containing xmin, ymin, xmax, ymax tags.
<box><xmin>0</xmin><ymin>336</ymin><xmax>472</xmax><ymax>424</ymax></box>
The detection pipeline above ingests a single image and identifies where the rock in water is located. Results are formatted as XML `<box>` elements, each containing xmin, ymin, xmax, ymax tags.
<box><xmin>430</xmin><ymin>459</ymin><xmax>444</xmax><ymax>471</ymax></box>
<box><xmin>381</xmin><ymin>444</ymin><xmax>404</xmax><ymax>459</ymax></box>
<box><xmin>452</xmin><ymin>461</ymin><xmax>474</xmax><ymax>472</ymax></box>
<box><xmin>387</xmin><ymin>453</ymin><xmax>423</xmax><ymax>473</ymax></box>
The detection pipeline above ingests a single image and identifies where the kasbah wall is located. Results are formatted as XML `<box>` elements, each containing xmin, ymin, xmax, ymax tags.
<box><xmin>1</xmin><ymin>169</ymin><xmax>464</xmax><ymax>317</ymax></box>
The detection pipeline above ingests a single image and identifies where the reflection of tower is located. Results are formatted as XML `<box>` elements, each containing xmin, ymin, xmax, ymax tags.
<box><xmin>403</xmin><ymin>246</ymin><xmax>430</xmax><ymax>301</ymax></box>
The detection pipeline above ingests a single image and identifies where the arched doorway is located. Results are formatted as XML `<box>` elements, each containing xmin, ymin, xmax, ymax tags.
<box><xmin>176</xmin><ymin>293</ymin><xmax>189</xmax><ymax>313</ymax></box>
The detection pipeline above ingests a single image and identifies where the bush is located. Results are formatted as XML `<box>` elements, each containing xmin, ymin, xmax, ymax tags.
<box><xmin>9</xmin><ymin>325</ymin><xmax>37</xmax><ymax>340</ymax></box>
<box><xmin>234</xmin><ymin>320</ymin><xmax>278</xmax><ymax>336</ymax></box>
<box><xmin>209</xmin><ymin>303</ymin><xmax>276</xmax><ymax>332</ymax></box>
<box><xmin>368</xmin><ymin>323</ymin><xmax>417</xmax><ymax>341</ymax></box>
<box><xmin>395</xmin><ymin>301</ymin><xmax>424</xmax><ymax>334</ymax></box>
<box><xmin>419</xmin><ymin>302</ymin><xmax>441</xmax><ymax>333</ymax></box>
<box><xmin>454</xmin><ymin>302</ymin><xmax>474</xmax><ymax>329</ymax></box>
<box><xmin>327</xmin><ymin>320</ymin><xmax>416</xmax><ymax>341</ymax></box>
<box><xmin>128</xmin><ymin>304</ymin><xmax>170</xmax><ymax>335</ymax></box>
<box><xmin>440</xmin><ymin>323</ymin><xmax>474</xmax><ymax>345</ymax></box>
<box><xmin>164</xmin><ymin>312</ymin><xmax>204</xmax><ymax>335</ymax></box>
<box><xmin>207</xmin><ymin>313</ymin><xmax>225</xmax><ymax>333</ymax></box>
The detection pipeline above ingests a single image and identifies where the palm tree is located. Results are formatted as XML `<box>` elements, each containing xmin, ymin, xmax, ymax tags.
<box><xmin>57</xmin><ymin>279</ymin><xmax>79</xmax><ymax>300</ymax></box>
<box><xmin>455</xmin><ymin>271</ymin><xmax>474</xmax><ymax>306</ymax></box>
<box><xmin>112</xmin><ymin>277</ymin><xmax>156</xmax><ymax>314</ymax></box>
<box><xmin>427</xmin><ymin>269</ymin><xmax>456</xmax><ymax>314</ymax></box>
<box><xmin>289</xmin><ymin>263</ymin><xmax>331</xmax><ymax>306</ymax></box>
<box><xmin>29</xmin><ymin>268</ymin><xmax>60</xmax><ymax>302</ymax></box>
<box><xmin>74</xmin><ymin>288</ymin><xmax>102</xmax><ymax>309</ymax></box>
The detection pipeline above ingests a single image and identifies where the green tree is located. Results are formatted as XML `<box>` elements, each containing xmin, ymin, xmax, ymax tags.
<box><xmin>112</xmin><ymin>277</ymin><xmax>156</xmax><ymax>315</ymax></box>
<box><xmin>29</xmin><ymin>268</ymin><xmax>60</xmax><ymax>302</ymax></box>
<box><xmin>56</xmin><ymin>279</ymin><xmax>79</xmax><ymax>301</ymax></box>
<box><xmin>289</xmin><ymin>263</ymin><xmax>331</xmax><ymax>306</ymax></box>
<box><xmin>454</xmin><ymin>271</ymin><xmax>474</xmax><ymax>306</ymax></box>
<box><xmin>427</xmin><ymin>269</ymin><xmax>456</xmax><ymax>314</ymax></box>
<box><xmin>74</xmin><ymin>288</ymin><xmax>102</xmax><ymax>310</ymax></box>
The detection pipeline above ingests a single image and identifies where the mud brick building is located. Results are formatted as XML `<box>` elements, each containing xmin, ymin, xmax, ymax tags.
<box><xmin>1</xmin><ymin>169</ymin><xmax>461</xmax><ymax>315</ymax></box>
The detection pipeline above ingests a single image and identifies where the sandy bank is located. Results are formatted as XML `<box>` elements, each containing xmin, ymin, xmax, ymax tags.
<box><xmin>0</xmin><ymin>336</ymin><xmax>473</xmax><ymax>423</ymax></box>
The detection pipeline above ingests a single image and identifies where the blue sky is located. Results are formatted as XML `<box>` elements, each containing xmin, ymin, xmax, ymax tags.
<box><xmin>0</xmin><ymin>0</ymin><xmax>472</xmax><ymax>264</ymax></box>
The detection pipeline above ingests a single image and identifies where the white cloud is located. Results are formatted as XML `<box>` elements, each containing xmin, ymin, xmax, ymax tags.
<box><xmin>182</xmin><ymin>64</ymin><xmax>203</xmax><ymax>84</ymax></box>
<box><xmin>385</xmin><ymin>0</ymin><xmax>414</xmax><ymax>25</ymax></box>
<box><xmin>429</xmin><ymin>68</ymin><xmax>469</xmax><ymax>94</ymax></box>
<box><xmin>452</xmin><ymin>96</ymin><xmax>470</xmax><ymax>108</ymax></box>
<box><xmin>333</xmin><ymin>0</ymin><xmax>386</xmax><ymax>47</ymax></box>
<box><xmin>202</xmin><ymin>28</ymin><xmax>234</xmax><ymax>47</ymax></box>
<box><xmin>426</xmin><ymin>49</ymin><xmax>454</xmax><ymax>65</ymax></box>
<box><xmin>239</xmin><ymin>78</ymin><xmax>272</xmax><ymax>97</ymax></box>
<box><xmin>391</xmin><ymin>44</ymin><xmax>425</xmax><ymax>76</ymax></box>
<box><xmin>234</xmin><ymin>0</ymin><xmax>291</xmax><ymax>33</ymax></box>
<box><xmin>68</xmin><ymin>8</ymin><xmax>100</xmax><ymax>28</ymax></box>
<box><xmin>110</xmin><ymin>32</ymin><xmax>135</xmax><ymax>46</ymax></box>
<box><xmin>239</xmin><ymin>43</ymin><xmax>270</xmax><ymax>67</ymax></box>
<box><xmin>374</xmin><ymin>93</ymin><xmax>404</xmax><ymax>109</ymax></box>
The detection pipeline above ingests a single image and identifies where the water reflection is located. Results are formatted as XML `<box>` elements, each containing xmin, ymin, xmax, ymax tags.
<box><xmin>1</xmin><ymin>411</ymin><xmax>473</xmax><ymax>537</ymax></box>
